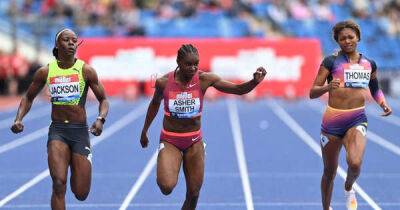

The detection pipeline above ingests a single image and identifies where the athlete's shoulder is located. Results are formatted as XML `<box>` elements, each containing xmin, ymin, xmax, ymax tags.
<box><xmin>155</xmin><ymin>73</ymin><xmax>169</xmax><ymax>89</ymax></box>
<box><xmin>362</xmin><ymin>54</ymin><xmax>377</xmax><ymax>66</ymax></box>
<box><xmin>320</xmin><ymin>54</ymin><xmax>338</xmax><ymax>71</ymax></box>
<box><xmin>32</xmin><ymin>65</ymin><xmax>49</xmax><ymax>82</ymax></box>
<box><xmin>37</xmin><ymin>65</ymin><xmax>49</xmax><ymax>76</ymax></box>
<box><xmin>199</xmin><ymin>71</ymin><xmax>217</xmax><ymax>80</ymax></box>
<box><xmin>82</xmin><ymin>62</ymin><xmax>94</xmax><ymax>72</ymax></box>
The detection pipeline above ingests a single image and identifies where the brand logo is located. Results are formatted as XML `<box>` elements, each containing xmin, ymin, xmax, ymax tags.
<box><xmin>192</xmin><ymin>136</ymin><xmax>200</xmax><ymax>142</ymax></box>
<box><xmin>54</xmin><ymin>76</ymin><xmax>71</xmax><ymax>83</ymax></box>
<box><xmin>85</xmin><ymin>146</ymin><xmax>91</xmax><ymax>153</ymax></box>
<box><xmin>188</xmin><ymin>83</ymin><xmax>197</xmax><ymax>88</ymax></box>
<box><xmin>320</xmin><ymin>134</ymin><xmax>329</xmax><ymax>148</ymax></box>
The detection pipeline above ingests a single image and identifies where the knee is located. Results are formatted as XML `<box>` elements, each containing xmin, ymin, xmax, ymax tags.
<box><xmin>348</xmin><ymin>159</ymin><xmax>362</xmax><ymax>172</ymax></box>
<box><xmin>74</xmin><ymin>192</ymin><xmax>89</xmax><ymax>201</ymax></box>
<box><xmin>186</xmin><ymin>188</ymin><xmax>201</xmax><ymax>199</ymax></box>
<box><xmin>157</xmin><ymin>180</ymin><xmax>176</xmax><ymax>195</ymax></box>
<box><xmin>323</xmin><ymin>168</ymin><xmax>337</xmax><ymax>181</ymax></box>
<box><xmin>52</xmin><ymin>178</ymin><xmax>67</xmax><ymax>196</ymax></box>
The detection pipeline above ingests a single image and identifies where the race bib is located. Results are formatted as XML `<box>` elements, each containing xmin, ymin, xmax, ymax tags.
<box><xmin>168</xmin><ymin>91</ymin><xmax>200</xmax><ymax>118</ymax></box>
<box><xmin>343</xmin><ymin>64</ymin><xmax>371</xmax><ymax>88</ymax></box>
<box><xmin>49</xmin><ymin>74</ymin><xmax>80</xmax><ymax>102</ymax></box>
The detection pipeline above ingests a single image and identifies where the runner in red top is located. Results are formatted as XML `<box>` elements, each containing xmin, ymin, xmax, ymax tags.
<box><xmin>140</xmin><ymin>44</ymin><xmax>266</xmax><ymax>210</ymax></box>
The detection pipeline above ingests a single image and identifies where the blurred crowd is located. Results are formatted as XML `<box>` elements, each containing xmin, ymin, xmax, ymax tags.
<box><xmin>264</xmin><ymin>0</ymin><xmax>400</xmax><ymax>37</ymax></box>
<box><xmin>0</xmin><ymin>49</ymin><xmax>38</xmax><ymax>96</ymax></box>
<box><xmin>7</xmin><ymin>0</ymin><xmax>398</xmax><ymax>37</ymax></box>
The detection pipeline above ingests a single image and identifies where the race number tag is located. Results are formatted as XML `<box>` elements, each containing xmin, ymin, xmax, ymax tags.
<box><xmin>343</xmin><ymin>64</ymin><xmax>371</xmax><ymax>88</ymax></box>
<box><xmin>168</xmin><ymin>91</ymin><xmax>200</xmax><ymax>118</ymax></box>
<box><xmin>49</xmin><ymin>74</ymin><xmax>80</xmax><ymax>102</ymax></box>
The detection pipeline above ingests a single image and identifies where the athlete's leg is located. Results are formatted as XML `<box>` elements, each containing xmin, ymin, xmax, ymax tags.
<box><xmin>70</xmin><ymin>153</ymin><xmax>92</xmax><ymax>201</ymax></box>
<box><xmin>181</xmin><ymin>141</ymin><xmax>205</xmax><ymax>210</ymax></box>
<box><xmin>320</xmin><ymin>133</ymin><xmax>342</xmax><ymax>210</ymax></box>
<box><xmin>48</xmin><ymin>140</ymin><xmax>71</xmax><ymax>210</ymax></box>
<box><xmin>343</xmin><ymin>126</ymin><xmax>367</xmax><ymax>191</ymax></box>
<box><xmin>157</xmin><ymin>141</ymin><xmax>182</xmax><ymax>195</ymax></box>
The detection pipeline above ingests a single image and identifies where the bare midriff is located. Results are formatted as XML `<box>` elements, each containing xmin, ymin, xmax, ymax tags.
<box><xmin>163</xmin><ymin>115</ymin><xmax>201</xmax><ymax>133</ymax></box>
<box><xmin>328</xmin><ymin>87</ymin><xmax>367</xmax><ymax>109</ymax></box>
<box><xmin>51</xmin><ymin>105</ymin><xmax>87</xmax><ymax>123</ymax></box>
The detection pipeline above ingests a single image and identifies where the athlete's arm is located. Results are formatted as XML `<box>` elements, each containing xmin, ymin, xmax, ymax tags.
<box><xmin>84</xmin><ymin>64</ymin><xmax>109</xmax><ymax>136</ymax></box>
<box><xmin>206</xmin><ymin>67</ymin><xmax>266</xmax><ymax>95</ymax></box>
<box><xmin>11</xmin><ymin>67</ymin><xmax>47</xmax><ymax>133</ymax></box>
<box><xmin>140</xmin><ymin>76</ymin><xmax>166</xmax><ymax>148</ymax></box>
<box><xmin>369</xmin><ymin>70</ymin><xmax>391</xmax><ymax>116</ymax></box>
<box><xmin>309</xmin><ymin>66</ymin><xmax>339</xmax><ymax>99</ymax></box>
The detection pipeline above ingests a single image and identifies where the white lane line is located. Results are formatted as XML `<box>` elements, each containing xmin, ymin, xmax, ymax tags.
<box><xmin>227</xmin><ymin>99</ymin><xmax>254</xmax><ymax>210</ymax></box>
<box><xmin>119</xmin><ymin>151</ymin><xmax>158</xmax><ymax>210</ymax></box>
<box><xmin>268</xmin><ymin>99</ymin><xmax>382</xmax><ymax>210</ymax></box>
<box><xmin>367</xmin><ymin>131</ymin><xmax>400</xmax><ymax>156</ymax></box>
<box><xmin>0</xmin><ymin>100</ymin><xmax>124</xmax><ymax>155</ymax></box>
<box><xmin>0</xmin><ymin>101</ymin><xmax>44</xmax><ymax>116</ymax></box>
<box><xmin>0</xmin><ymin>106</ymin><xmax>50</xmax><ymax>129</ymax></box>
<box><xmin>0</xmin><ymin>101</ymin><xmax>148</xmax><ymax>208</ymax></box>
<box><xmin>0</xmin><ymin>127</ymin><xmax>48</xmax><ymax>154</ymax></box>
<box><xmin>367</xmin><ymin>107</ymin><xmax>400</xmax><ymax>127</ymax></box>
<box><xmin>5</xmin><ymin>201</ymin><xmax>400</xmax><ymax>208</ymax></box>
<box><xmin>0</xmin><ymin>170</ymin><xmax>50</xmax><ymax>207</ymax></box>
<box><xmin>4</xmin><ymin>171</ymin><xmax>400</xmax><ymax>179</ymax></box>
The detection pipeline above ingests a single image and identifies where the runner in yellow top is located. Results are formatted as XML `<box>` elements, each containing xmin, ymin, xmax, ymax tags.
<box><xmin>11</xmin><ymin>29</ymin><xmax>109</xmax><ymax>210</ymax></box>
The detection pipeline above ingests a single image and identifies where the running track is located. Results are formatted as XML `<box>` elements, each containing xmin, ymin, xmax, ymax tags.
<box><xmin>1</xmin><ymin>97</ymin><xmax>399</xmax><ymax>210</ymax></box>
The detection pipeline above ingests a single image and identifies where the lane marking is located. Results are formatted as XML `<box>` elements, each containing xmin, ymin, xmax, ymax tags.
<box><xmin>0</xmin><ymin>106</ymin><xmax>50</xmax><ymax>130</ymax></box>
<box><xmin>227</xmin><ymin>99</ymin><xmax>254</xmax><ymax>210</ymax></box>
<box><xmin>119</xmin><ymin>151</ymin><xmax>158</xmax><ymax>210</ymax></box>
<box><xmin>3</xmin><ymin>201</ymin><xmax>400</xmax><ymax>208</ymax></box>
<box><xmin>0</xmin><ymin>101</ymin><xmax>124</xmax><ymax>155</ymax></box>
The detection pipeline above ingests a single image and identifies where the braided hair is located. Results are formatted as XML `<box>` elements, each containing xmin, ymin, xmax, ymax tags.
<box><xmin>175</xmin><ymin>44</ymin><xmax>199</xmax><ymax>71</ymax></box>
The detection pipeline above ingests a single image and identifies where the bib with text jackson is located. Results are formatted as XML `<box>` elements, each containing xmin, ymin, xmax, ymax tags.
<box><xmin>168</xmin><ymin>91</ymin><xmax>201</xmax><ymax>118</ymax></box>
<box><xmin>49</xmin><ymin>74</ymin><xmax>80</xmax><ymax>102</ymax></box>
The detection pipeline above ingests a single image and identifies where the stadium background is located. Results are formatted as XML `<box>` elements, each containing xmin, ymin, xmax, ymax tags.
<box><xmin>0</xmin><ymin>0</ymin><xmax>400</xmax><ymax>210</ymax></box>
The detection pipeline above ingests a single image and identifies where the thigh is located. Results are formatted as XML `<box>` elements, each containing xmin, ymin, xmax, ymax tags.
<box><xmin>343</xmin><ymin>126</ymin><xmax>367</xmax><ymax>163</ymax></box>
<box><xmin>157</xmin><ymin>141</ymin><xmax>183</xmax><ymax>184</ymax></box>
<box><xmin>320</xmin><ymin>132</ymin><xmax>343</xmax><ymax>168</ymax></box>
<box><xmin>182</xmin><ymin>141</ymin><xmax>205</xmax><ymax>190</ymax></box>
<box><xmin>48</xmin><ymin>140</ymin><xmax>71</xmax><ymax>181</ymax></box>
<box><xmin>70</xmin><ymin>153</ymin><xmax>92</xmax><ymax>191</ymax></box>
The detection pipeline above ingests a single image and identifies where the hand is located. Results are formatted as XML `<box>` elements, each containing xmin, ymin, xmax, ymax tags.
<box><xmin>381</xmin><ymin>103</ymin><xmax>392</xmax><ymax>116</ymax></box>
<box><xmin>89</xmin><ymin>120</ymin><xmax>103</xmax><ymax>136</ymax></box>
<box><xmin>328</xmin><ymin>78</ymin><xmax>340</xmax><ymax>90</ymax></box>
<box><xmin>253</xmin><ymin>67</ymin><xmax>267</xmax><ymax>84</ymax></box>
<box><xmin>10</xmin><ymin>120</ymin><xmax>24</xmax><ymax>133</ymax></box>
<box><xmin>140</xmin><ymin>131</ymin><xmax>149</xmax><ymax>148</ymax></box>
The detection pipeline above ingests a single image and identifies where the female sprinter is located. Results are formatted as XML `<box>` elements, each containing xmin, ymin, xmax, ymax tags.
<box><xmin>11</xmin><ymin>29</ymin><xmax>109</xmax><ymax>210</ymax></box>
<box><xmin>140</xmin><ymin>44</ymin><xmax>266</xmax><ymax>210</ymax></box>
<box><xmin>309</xmin><ymin>20</ymin><xmax>392</xmax><ymax>210</ymax></box>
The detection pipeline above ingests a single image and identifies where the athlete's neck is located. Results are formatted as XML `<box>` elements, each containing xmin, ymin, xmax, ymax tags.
<box><xmin>176</xmin><ymin>69</ymin><xmax>192</xmax><ymax>85</ymax></box>
<box><xmin>57</xmin><ymin>57</ymin><xmax>76</xmax><ymax>69</ymax></box>
<box><xmin>344</xmin><ymin>51</ymin><xmax>360</xmax><ymax>64</ymax></box>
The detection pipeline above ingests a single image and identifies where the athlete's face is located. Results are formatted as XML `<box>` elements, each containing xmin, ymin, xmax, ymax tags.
<box><xmin>179</xmin><ymin>53</ymin><xmax>199</xmax><ymax>77</ymax></box>
<box><xmin>57</xmin><ymin>30</ymin><xmax>78</xmax><ymax>56</ymax></box>
<box><xmin>337</xmin><ymin>28</ymin><xmax>359</xmax><ymax>53</ymax></box>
